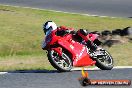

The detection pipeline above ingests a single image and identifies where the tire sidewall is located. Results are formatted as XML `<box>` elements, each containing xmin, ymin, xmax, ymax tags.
<box><xmin>95</xmin><ymin>50</ymin><xmax>114</xmax><ymax>70</ymax></box>
<box><xmin>48</xmin><ymin>50</ymin><xmax>72</xmax><ymax>72</ymax></box>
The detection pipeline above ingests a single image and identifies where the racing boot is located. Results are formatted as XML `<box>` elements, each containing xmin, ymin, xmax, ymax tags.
<box><xmin>86</xmin><ymin>40</ymin><xmax>102</xmax><ymax>58</ymax></box>
<box><xmin>86</xmin><ymin>40</ymin><xmax>97</xmax><ymax>51</ymax></box>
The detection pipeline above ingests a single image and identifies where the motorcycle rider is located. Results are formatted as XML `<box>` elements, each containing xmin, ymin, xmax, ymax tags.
<box><xmin>42</xmin><ymin>21</ymin><xmax>98</xmax><ymax>53</ymax></box>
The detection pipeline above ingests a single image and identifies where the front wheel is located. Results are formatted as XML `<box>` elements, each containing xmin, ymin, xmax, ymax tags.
<box><xmin>48</xmin><ymin>50</ymin><xmax>72</xmax><ymax>72</ymax></box>
<box><xmin>95</xmin><ymin>49</ymin><xmax>114</xmax><ymax>70</ymax></box>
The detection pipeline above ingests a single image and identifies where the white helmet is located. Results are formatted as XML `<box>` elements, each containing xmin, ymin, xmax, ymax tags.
<box><xmin>43</xmin><ymin>21</ymin><xmax>57</xmax><ymax>35</ymax></box>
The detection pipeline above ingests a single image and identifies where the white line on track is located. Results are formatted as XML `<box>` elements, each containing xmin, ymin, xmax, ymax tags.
<box><xmin>0</xmin><ymin>4</ymin><xmax>117</xmax><ymax>18</ymax></box>
<box><xmin>0</xmin><ymin>72</ymin><xmax>8</xmax><ymax>75</ymax></box>
<box><xmin>72</xmin><ymin>66</ymin><xmax>132</xmax><ymax>71</ymax></box>
<box><xmin>0</xmin><ymin>66</ymin><xmax>132</xmax><ymax>75</ymax></box>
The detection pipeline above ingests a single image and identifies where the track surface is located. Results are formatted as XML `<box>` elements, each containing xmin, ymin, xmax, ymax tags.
<box><xmin>0</xmin><ymin>0</ymin><xmax>132</xmax><ymax>17</ymax></box>
<box><xmin>0</xmin><ymin>68</ymin><xmax>131</xmax><ymax>88</ymax></box>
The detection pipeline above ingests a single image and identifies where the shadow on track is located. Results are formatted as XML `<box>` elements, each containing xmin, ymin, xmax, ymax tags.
<box><xmin>5</xmin><ymin>68</ymin><xmax>117</xmax><ymax>73</ymax></box>
<box><xmin>6</xmin><ymin>69</ymin><xmax>102</xmax><ymax>73</ymax></box>
<box><xmin>7</xmin><ymin>69</ymin><xmax>60</xmax><ymax>73</ymax></box>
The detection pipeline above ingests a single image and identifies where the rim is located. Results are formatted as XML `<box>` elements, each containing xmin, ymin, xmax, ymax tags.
<box><xmin>50</xmin><ymin>50</ymin><xmax>72</xmax><ymax>70</ymax></box>
<box><xmin>98</xmin><ymin>50</ymin><xmax>113</xmax><ymax>66</ymax></box>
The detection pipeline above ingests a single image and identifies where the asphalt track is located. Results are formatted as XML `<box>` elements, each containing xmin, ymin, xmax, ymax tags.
<box><xmin>0</xmin><ymin>0</ymin><xmax>132</xmax><ymax>17</ymax></box>
<box><xmin>0</xmin><ymin>68</ymin><xmax>132</xmax><ymax>88</ymax></box>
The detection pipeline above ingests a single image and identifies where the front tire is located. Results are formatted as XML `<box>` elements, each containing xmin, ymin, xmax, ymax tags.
<box><xmin>95</xmin><ymin>49</ymin><xmax>114</xmax><ymax>70</ymax></box>
<box><xmin>48</xmin><ymin>50</ymin><xmax>72</xmax><ymax>72</ymax></box>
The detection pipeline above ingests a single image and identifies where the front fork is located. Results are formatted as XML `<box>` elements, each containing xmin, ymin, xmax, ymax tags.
<box><xmin>88</xmin><ymin>46</ymin><xmax>105</xmax><ymax>59</ymax></box>
<box><xmin>50</xmin><ymin>47</ymin><xmax>62</xmax><ymax>56</ymax></box>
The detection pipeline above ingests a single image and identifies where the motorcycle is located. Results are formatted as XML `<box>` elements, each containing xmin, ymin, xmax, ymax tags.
<box><xmin>42</xmin><ymin>29</ymin><xmax>114</xmax><ymax>72</ymax></box>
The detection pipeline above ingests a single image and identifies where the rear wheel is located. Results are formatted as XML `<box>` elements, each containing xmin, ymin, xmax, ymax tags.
<box><xmin>95</xmin><ymin>49</ymin><xmax>114</xmax><ymax>70</ymax></box>
<box><xmin>48</xmin><ymin>50</ymin><xmax>72</xmax><ymax>72</ymax></box>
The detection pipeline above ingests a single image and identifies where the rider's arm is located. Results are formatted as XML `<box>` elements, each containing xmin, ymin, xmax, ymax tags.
<box><xmin>56</xmin><ymin>26</ymin><xmax>76</xmax><ymax>36</ymax></box>
<box><xmin>42</xmin><ymin>39</ymin><xmax>46</xmax><ymax>50</ymax></box>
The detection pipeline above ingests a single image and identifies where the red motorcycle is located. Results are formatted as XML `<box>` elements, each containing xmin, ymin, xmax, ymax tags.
<box><xmin>42</xmin><ymin>29</ymin><xmax>114</xmax><ymax>72</ymax></box>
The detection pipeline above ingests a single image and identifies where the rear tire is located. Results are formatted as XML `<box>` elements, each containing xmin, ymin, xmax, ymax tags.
<box><xmin>48</xmin><ymin>50</ymin><xmax>72</xmax><ymax>72</ymax></box>
<box><xmin>95</xmin><ymin>50</ymin><xmax>114</xmax><ymax>70</ymax></box>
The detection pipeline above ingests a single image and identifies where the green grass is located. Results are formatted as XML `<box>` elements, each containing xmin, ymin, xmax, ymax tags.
<box><xmin>0</xmin><ymin>5</ymin><xmax>132</xmax><ymax>71</ymax></box>
<box><xmin>0</xmin><ymin>55</ymin><xmax>54</xmax><ymax>71</ymax></box>
<box><xmin>108</xmin><ymin>42</ymin><xmax>132</xmax><ymax>66</ymax></box>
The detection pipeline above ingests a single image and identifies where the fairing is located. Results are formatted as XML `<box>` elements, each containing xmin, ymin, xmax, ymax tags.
<box><xmin>57</xmin><ymin>36</ymin><xmax>96</xmax><ymax>67</ymax></box>
<box><xmin>43</xmin><ymin>30</ymin><xmax>96</xmax><ymax>67</ymax></box>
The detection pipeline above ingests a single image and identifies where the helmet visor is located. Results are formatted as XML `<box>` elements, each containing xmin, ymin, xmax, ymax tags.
<box><xmin>44</xmin><ymin>26</ymin><xmax>52</xmax><ymax>35</ymax></box>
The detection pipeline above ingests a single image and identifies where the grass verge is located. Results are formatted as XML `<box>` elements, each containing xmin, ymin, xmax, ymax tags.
<box><xmin>0</xmin><ymin>55</ymin><xmax>54</xmax><ymax>71</ymax></box>
<box><xmin>0</xmin><ymin>5</ymin><xmax>132</xmax><ymax>71</ymax></box>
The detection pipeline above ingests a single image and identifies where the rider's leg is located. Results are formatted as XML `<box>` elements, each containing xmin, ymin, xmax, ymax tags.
<box><xmin>86</xmin><ymin>40</ymin><xmax>102</xmax><ymax>58</ymax></box>
<box><xmin>86</xmin><ymin>40</ymin><xmax>97</xmax><ymax>51</ymax></box>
